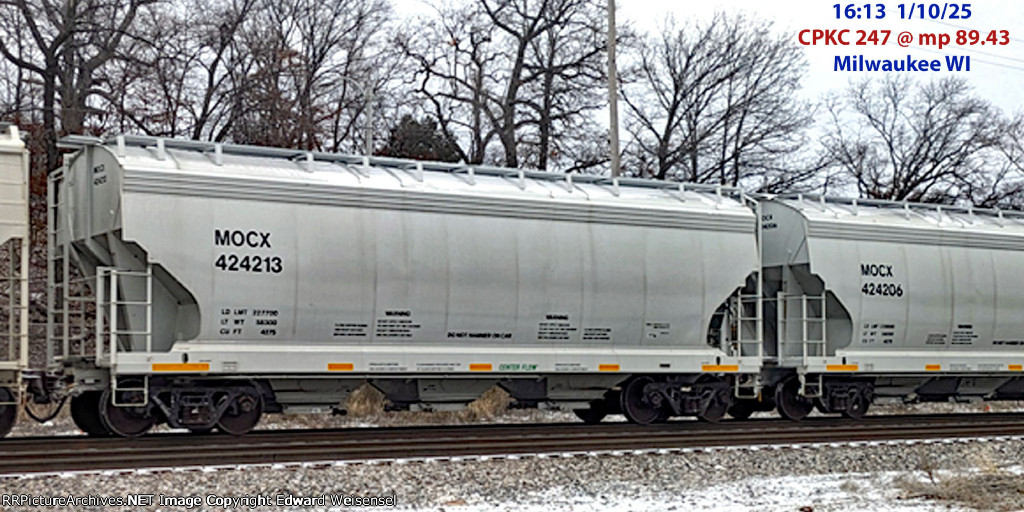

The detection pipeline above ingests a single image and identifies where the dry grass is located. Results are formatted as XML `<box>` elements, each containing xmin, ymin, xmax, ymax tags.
<box><xmin>897</xmin><ymin>446</ymin><xmax>1024</xmax><ymax>511</ymax></box>
<box><xmin>462</xmin><ymin>386</ymin><xmax>512</xmax><ymax>420</ymax></box>
<box><xmin>343</xmin><ymin>383</ymin><xmax>513</xmax><ymax>423</ymax></box>
<box><xmin>345</xmin><ymin>383</ymin><xmax>388</xmax><ymax>417</ymax></box>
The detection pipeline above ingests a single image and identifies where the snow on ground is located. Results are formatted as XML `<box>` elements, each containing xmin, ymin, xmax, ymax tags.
<box><xmin>6</xmin><ymin>398</ymin><xmax>1024</xmax><ymax>511</ymax></box>
<box><xmin>421</xmin><ymin>472</ymin><xmax>965</xmax><ymax>512</ymax></box>
<box><xmin>6</xmin><ymin>434</ymin><xmax>1021</xmax><ymax>512</ymax></box>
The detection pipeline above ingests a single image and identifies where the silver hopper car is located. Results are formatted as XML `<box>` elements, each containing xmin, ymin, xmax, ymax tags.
<box><xmin>47</xmin><ymin>135</ymin><xmax>763</xmax><ymax>436</ymax></box>
<box><xmin>762</xmin><ymin>195</ymin><xmax>1024</xmax><ymax>420</ymax></box>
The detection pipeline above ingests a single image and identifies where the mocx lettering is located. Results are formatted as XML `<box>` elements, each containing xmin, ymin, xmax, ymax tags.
<box><xmin>215</xmin><ymin>230</ymin><xmax>272</xmax><ymax>248</ymax></box>
<box><xmin>860</xmin><ymin>264</ymin><xmax>893</xmax><ymax>278</ymax></box>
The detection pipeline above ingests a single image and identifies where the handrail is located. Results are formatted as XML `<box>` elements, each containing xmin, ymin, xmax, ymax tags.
<box><xmin>772</xmin><ymin>192</ymin><xmax>1024</xmax><ymax>220</ymax></box>
<box><xmin>56</xmin><ymin>134</ymin><xmax>752</xmax><ymax>202</ymax></box>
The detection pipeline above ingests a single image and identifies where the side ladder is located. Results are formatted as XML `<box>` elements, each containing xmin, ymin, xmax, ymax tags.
<box><xmin>778</xmin><ymin>293</ymin><xmax>827</xmax><ymax>397</ymax></box>
<box><xmin>95</xmin><ymin>266</ymin><xmax>153</xmax><ymax>406</ymax></box>
<box><xmin>47</xmin><ymin>169</ymin><xmax>95</xmax><ymax>368</ymax></box>
<box><xmin>0</xmin><ymin>236</ymin><xmax>29</xmax><ymax>407</ymax></box>
<box><xmin>722</xmin><ymin>279</ymin><xmax>763</xmax><ymax>399</ymax></box>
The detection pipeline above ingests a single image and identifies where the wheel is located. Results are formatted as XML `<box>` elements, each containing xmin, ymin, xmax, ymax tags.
<box><xmin>216</xmin><ymin>388</ymin><xmax>263</xmax><ymax>435</ymax></box>
<box><xmin>655</xmin><ymin>407</ymin><xmax>673</xmax><ymax>423</ymax></box>
<box><xmin>573</xmin><ymin>401</ymin><xmax>608</xmax><ymax>424</ymax></box>
<box><xmin>0</xmin><ymin>386</ymin><xmax>17</xmax><ymax>438</ymax></box>
<box><xmin>619</xmin><ymin>377</ymin><xmax>663</xmax><ymax>425</ymax></box>
<box><xmin>70</xmin><ymin>391</ymin><xmax>113</xmax><ymax>437</ymax></box>
<box><xmin>727</xmin><ymin>399</ymin><xmax>757</xmax><ymax>420</ymax></box>
<box><xmin>99</xmin><ymin>388</ymin><xmax>155</xmax><ymax>438</ymax></box>
<box><xmin>697</xmin><ymin>385</ymin><xmax>731</xmax><ymax>423</ymax></box>
<box><xmin>842</xmin><ymin>390</ymin><xmax>870</xmax><ymax>420</ymax></box>
<box><xmin>775</xmin><ymin>378</ymin><xmax>814</xmax><ymax>421</ymax></box>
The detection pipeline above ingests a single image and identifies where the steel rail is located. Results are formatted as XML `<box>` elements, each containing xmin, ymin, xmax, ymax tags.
<box><xmin>2</xmin><ymin>413</ymin><xmax>1023</xmax><ymax>476</ymax></box>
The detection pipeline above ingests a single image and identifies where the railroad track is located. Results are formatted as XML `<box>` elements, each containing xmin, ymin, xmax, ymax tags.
<box><xmin>3</xmin><ymin>413</ymin><xmax>1024</xmax><ymax>476</ymax></box>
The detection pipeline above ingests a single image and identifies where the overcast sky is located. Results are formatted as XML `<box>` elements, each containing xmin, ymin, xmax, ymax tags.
<box><xmin>397</xmin><ymin>0</ymin><xmax>1024</xmax><ymax>114</ymax></box>
<box><xmin>621</xmin><ymin>0</ymin><xmax>1024</xmax><ymax>114</ymax></box>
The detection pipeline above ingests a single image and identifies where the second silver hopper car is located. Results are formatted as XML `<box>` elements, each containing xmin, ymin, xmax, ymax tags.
<box><xmin>761</xmin><ymin>196</ymin><xmax>1024</xmax><ymax>419</ymax></box>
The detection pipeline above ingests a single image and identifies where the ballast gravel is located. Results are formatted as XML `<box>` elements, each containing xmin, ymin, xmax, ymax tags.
<box><xmin>5</xmin><ymin>402</ymin><xmax>1023</xmax><ymax>510</ymax></box>
<box><xmin>2</xmin><ymin>435</ymin><xmax>1020</xmax><ymax>511</ymax></box>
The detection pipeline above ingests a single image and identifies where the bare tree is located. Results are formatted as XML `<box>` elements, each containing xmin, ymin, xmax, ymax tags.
<box><xmin>395</xmin><ymin>3</ymin><xmax>496</xmax><ymax>164</ymax></box>
<box><xmin>95</xmin><ymin>0</ymin><xmax>395</xmax><ymax>150</ymax></box>
<box><xmin>520</xmin><ymin>0</ymin><xmax>606</xmax><ymax>170</ymax></box>
<box><xmin>0</xmin><ymin>0</ymin><xmax>157</xmax><ymax>170</ymax></box>
<box><xmin>823</xmin><ymin>76</ymin><xmax>1006</xmax><ymax>203</ymax></box>
<box><xmin>620</xmin><ymin>14</ymin><xmax>811</xmax><ymax>185</ymax></box>
<box><xmin>0</xmin><ymin>11</ymin><xmax>35</xmax><ymax>121</ymax></box>
<box><xmin>97</xmin><ymin>0</ymin><xmax>255</xmax><ymax>140</ymax></box>
<box><xmin>226</xmin><ymin>0</ymin><xmax>392</xmax><ymax>150</ymax></box>
<box><xmin>397</xmin><ymin>0</ymin><xmax>606</xmax><ymax>169</ymax></box>
<box><xmin>959</xmin><ymin>113</ymin><xmax>1024</xmax><ymax>208</ymax></box>
<box><xmin>478</xmin><ymin>0</ymin><xmax>599</xmax><ymax>168</ymax></box>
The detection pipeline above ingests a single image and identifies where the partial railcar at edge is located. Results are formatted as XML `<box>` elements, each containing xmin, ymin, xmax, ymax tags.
<box><xmin>0</xmin><ymin>124</ymin><xmax>29</xmax><ymax>438</ymax></box>
<box><xmin>761</xmin><ymin>196</ymin><xmax>1024</xmax><ymax>419</ymax></box>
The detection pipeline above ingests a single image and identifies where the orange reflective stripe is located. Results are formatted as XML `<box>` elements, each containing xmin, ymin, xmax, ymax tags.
<box><xmin>702</xmin><ymin>365</ymin><xmax>739</xmax><ymax>372</ymax></box>
<box><xmin>152</xmin><ymin>363</ymin><xmax>210</xmax><ymax>372</ymax></box>
<box><xmin>826</xmin><ymin>364</ymin><xmax>859</xmax><ymax>372</ymax></box>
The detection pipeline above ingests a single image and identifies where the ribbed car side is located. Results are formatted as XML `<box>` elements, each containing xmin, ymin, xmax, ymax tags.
<box><xmin>43</xmin><ymin>135</ymin><xmax>762</xmax><ymax>436</ymax></box>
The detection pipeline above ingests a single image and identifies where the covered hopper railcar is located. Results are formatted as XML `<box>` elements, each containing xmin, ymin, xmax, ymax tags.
<box><xmin>0</xmin><ymin>124</ymin><xmax>29</xmax><ymax>438</ymax></box>
<box><xmin>761</xmin><ymin>196</ymin><xmax>1024</xmax><ymax>420</ymax></box>
<box><xmin>46</xmin><ymin>135</ymin><xmax>763</xmax><ymax>436</ymax></box>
